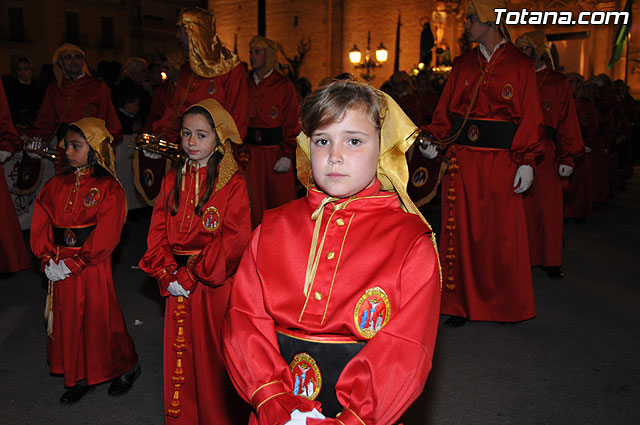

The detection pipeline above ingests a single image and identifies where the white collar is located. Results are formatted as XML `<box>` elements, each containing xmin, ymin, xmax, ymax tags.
<box><xmin>253</xmin><ymin>68</ymin><xmax>273</xmax><ymax>85</ymax></box>
<box><xmin>479</xmin><ymin>38</ymin><xmax>507</xmax><ymax>62</ymax></box>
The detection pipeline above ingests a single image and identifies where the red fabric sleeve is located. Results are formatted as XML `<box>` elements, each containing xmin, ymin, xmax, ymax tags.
<box><xmin>555</xmin><ymin>80</ymin><xmax>584</xmax><ymax>167</ymax></box>
<box><xmin>424</xmin><ymin>60</ymin><xmax>457</xmax><ymax>142</ymax></box>
<box><xmin>30</xmin><ymin>179</ymin><xmax>57</xmax><ymax>269</ymax></box>
<box><xmin>31</xmin><ymin>82</ymin><xmax>57</xmax><ymax>141</ymax></box>
<box><xmin>0</xmin><ymin>81</ymin><xmax>22</xmax><ymax>151</ymax></box>
<box><xmin>63</xmin><ymin>179</ymin><xmax>126</xmax><ymax>275</ymax></box>
<box><xmin>189</xmin><ymin>174</ymin><xmax>251</xmax><ymax>287</ymax></box>
<box><xmin>278</xmin><ymin>81</ymin><xmax>301</xmax><ymax>158</ymax></box>
<box><xmin>222</xmin><ymin>65</ymin><xmax>250</xmax><ymax>140</ymax></box>
<box><xmin>223</xmin><ymin>229</ymin><xmax>320</xmax><ymax>424</ymax></box>
<box><xmin>332</xmin><ymin>236</ymin><xmax>440</xmax><ymax>425</ymax></box>
<box><xmin>510</xmin><ymin>62</ymin><xmax>544</xmax><ymax>167</ymax></box>
<box><xmin>138</xmin><ymin>174</ymin><xmax>179</xmax><ymax>297</ymax></box>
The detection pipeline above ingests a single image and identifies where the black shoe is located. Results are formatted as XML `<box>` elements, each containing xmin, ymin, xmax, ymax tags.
<box><xmin>444</xmin><ymin>315</ymin><xmax>467</xmax><ymax>328</ymax></box>
<box><xmin>108</xmin><ymin>364</ymin><xmax>141</xmax><ymax>396</ymax></box>
<box><xmin>543</xmin><ymin>266</ymin><xmax>564</xmax><ymax>279</ymax></box>
<box><xmin>60</xmin><ymin>383</ymin><xmax>95</xmax><ymax>404</ymax></box>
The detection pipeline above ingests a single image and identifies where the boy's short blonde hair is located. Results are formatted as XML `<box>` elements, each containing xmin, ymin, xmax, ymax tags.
<box><xmin>300</xmin><ymin>79</ymin><xmax>387</xmax><ymax>138</ymax></box>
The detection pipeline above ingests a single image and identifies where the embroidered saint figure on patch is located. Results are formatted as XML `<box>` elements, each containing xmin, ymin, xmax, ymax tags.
<box><xmin>354</xmin><ymin>287</ymin><xmax>391</xmax><ymax>338</ymax></box>
<box><xmin>83</xmin><ymin>188</ymin><xmax>100</xmax><ymax>208</ymax></box>
<box><xmin>289</xmin><ymin>353</ymin><xmax>322</xmax><ymax>400</ymax></box>
<box><xmin>201</xmin><ymin>206</ymin><xmax>221</xmax><ymax>232</ymax></box>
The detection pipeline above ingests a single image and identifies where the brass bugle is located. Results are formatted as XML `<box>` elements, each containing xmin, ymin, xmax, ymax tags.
<box><xmin>23</xmin><ymin>137</ymin><xmax>58</xmax><ymax>160</ymax></box>
<box><xmin>129</xmin><ymin>133</ymin><xmax>181</xmax><ymax>159</ymax></box>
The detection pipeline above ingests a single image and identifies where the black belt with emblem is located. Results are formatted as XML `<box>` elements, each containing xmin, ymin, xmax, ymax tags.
<box><xmin>451</xmin><ymin>116</ymin><xmax>516</xmax><ymax>149</ymax></box>
<box><xmin>544</xmin><ymin>125</ymin><xmax>558</xmax><ymax>144</ymax></box>
<box><xmin>276</xmin><ymin>327</ymin><xmax>365</xmax><ymax>418</ymax></box>
<box><xmin>52</xmin><ymin>224</ymin><xmax>96</xmax><ymax>247</ymax></box>
<box><xmin>244</xmin><ymin>126</ymin><xmax>283</xmax><ymax>146</ymax></box>
<box><xmin>172</xmin><ymin>249</ymin><xmax>202</xmax><ymax>267</ymax></box>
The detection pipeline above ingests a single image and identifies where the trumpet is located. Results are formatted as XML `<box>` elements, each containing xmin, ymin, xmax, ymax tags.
<box><xmin>24</xmin><ymin>137</ymin><xmax>58</xmax><ymax>160</ymax></box>
<box><xmin>129</xmin><ymin>133</ymin><xmax>181</xmax><ymax>159</ymax></box>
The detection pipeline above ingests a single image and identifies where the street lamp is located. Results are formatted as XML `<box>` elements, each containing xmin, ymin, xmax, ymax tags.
<box><xmin>348</xmin><ymin>30</ymin><xmax>388</xmax><ymax>82</ymax></box>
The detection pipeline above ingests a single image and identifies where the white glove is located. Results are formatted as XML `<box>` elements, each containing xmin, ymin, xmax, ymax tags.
<box><xmin>513</xmin><ymin>165</ymin><xmax>534</xmax><ymax>194</ymax></box>
<box><xmin>0</xmin><ymin>150</ymin><xmax>11</xmax><ymax>163</ymax></box>
<box><xmin>558</xmin><ymin>164</ymin><xmax>574</xmax><ymax>177</ymax></box>
<box><xmin>167</xmin><ymin>280</ymin><xmax>190</xmax><ymax>298</ymax></box>
<box><xmin>44</xmin><ymin>259</ymin><xmax>61</xmax><ymax>282</ymax></box>
<box><xmin>273</xmin><ymin>156</ymin><xmax>292</xmax><ymax>173</ymax></box>
<box><xmin>284</xmin><ymin>409</ymin><xmax>326</xmax><ymax>425</ymax></box>
<box><xmin>418</xmin><ymin>142</ymin><xmax>438</xmax><ymax>159</ymax></box>
<box><xmin>584</xmin><ymin>146</ymin><xmax>592</xmax><ymax>154</ymax></box>
<box><xmin>142</xmin><ymin>149</ymin><xmax>162</xmax><ymax>160</ymax></box>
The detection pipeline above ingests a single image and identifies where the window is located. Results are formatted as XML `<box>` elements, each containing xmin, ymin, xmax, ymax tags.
<box><xmin>101</xmin><ymin>17</ymin><xmax>114</xmax><ymax>48</ymax></box>
<box><xmin>8</xmin><ymin>7</ymin><xmax>25</xmax><ymax>42</ymax></box>
<box><xmin>65</xmin><ymin>11</ymin><xmax>79</xmax><ymax>44</ymax></box>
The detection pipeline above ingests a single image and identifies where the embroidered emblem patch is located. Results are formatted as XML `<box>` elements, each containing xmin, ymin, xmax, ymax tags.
<box><xmin>63</xmin><ymin>228</ymin><xmax>77</xmax><ymax>247</ymax></box>
<box><xmin>411</xmin><ymin>167</ymin><xmax>428</xmax><ymax>188</ymax></box>
<box><xmin>83</xmin><ymin>188</ymin><xmax>100</xmax><ymax>208</ymax></box>
<box><xmin>187</xmin><ymin>254</ymin><xmax>198</xmax><ymax>268</ymax></box>
<box><xmin>354</xmin><ymin>287</ymin><xmax>391</xmax><ymax>339</ymax></box>
<box><xmin>84</xmin><ymin>104</ymin><xmax>98</xmax><ymax>116</ymax></box>
<box><xmin>143</xmin><ymin>169</ymin><xmax>154</xmax><ymax>188</ymax></box>
<box><xmin>502</xmin><ymin>83</ymin><xmax>514</xmax><ymax>100</ymax></box>
<box><xmin>270</xmin><ymin>106</ymin><xmax>279</xmax><ymax>119</ymax></box>
<box><xmin>201</xmin><ymin>206</ymin><xmax>221</xmax><ymax>232</ymax></box>
<box><xmin>544</xmin><ymin>99</ymin><xmax>552</xmax><ymax>111</ymax></box>
<box><xmin>467</xmin><ymin>124</ymin><xmax>480</xmax><ymax>142</ymax></box>
<box><xmin>207</xmin><ymin>80</ymin><xmax>217</xmax><ymax>95</ymax></box>
<box><xmin>289</xmin><ymin>353</ymin><xmax>322</xmax><ymax>400</ymax></box>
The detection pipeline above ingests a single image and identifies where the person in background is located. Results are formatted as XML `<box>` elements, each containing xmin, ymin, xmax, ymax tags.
<box><xmin>243</xmin><ymin>35</ymin><xmax>301</xmax><ymax>228</ymax></box>
<box><xmin>5</xmin><ymin>57</ymin><xmax>44</xmax><ymax>128</ymax></box>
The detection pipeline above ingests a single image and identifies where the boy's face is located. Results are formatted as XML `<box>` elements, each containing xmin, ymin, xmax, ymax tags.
<box><xmin>64</xmin><ymin>130</ymin><xmax>90</xmax><ymax>168</ymax></box>
<box><xmin>310</xmin><ymin>107</ymin><xmax>379</xmax><ymax>198</ymax></box>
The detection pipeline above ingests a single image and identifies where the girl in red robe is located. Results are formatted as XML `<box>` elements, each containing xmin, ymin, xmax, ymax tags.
<box><xmin>30</xmin><ymin>117</ymin><xmax>139</xmax><ymax>404</ymax></box>
<box><xmin>139</xmin><ymin>99</ymin><xmax>251</xmax><ymax>425</ymax></box>
<box><xmin>223</xmin><ymin>80</ymin><xmax>441</xmax><ymax>425</ymax></box>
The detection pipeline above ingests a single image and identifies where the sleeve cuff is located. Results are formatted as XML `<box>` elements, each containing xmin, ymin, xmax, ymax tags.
<box><xmin>336</xmin><ymin>407</ymin><xmax>366</xmax><ymax>425</ymax></box>
<box><xmin>251</xmin><ymin>380</ymin><xmax>287</xmax><ymax>410</ymax></box>
<box><xmin>65</xmin><ymin>254</ymin><xmax>86</xmax><ymax>274</ymax></box>
<box><xmin>158</xmin><ymin>270</ymin><xmax>175</xmax><ymax>296</ymax></box>
<box><xmin>175</xmin><ymin>266</ymin><xmax>198</xmax><ymax>292</ymax></box>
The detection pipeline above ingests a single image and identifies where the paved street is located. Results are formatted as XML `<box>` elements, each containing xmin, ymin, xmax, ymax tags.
<box><xmin>1</xmin><ymin>169</ymin><xmax>639</xmax><ymax>425</ymax></box>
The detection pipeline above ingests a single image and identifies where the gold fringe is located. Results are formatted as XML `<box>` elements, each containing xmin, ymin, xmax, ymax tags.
<box><xmin>167</xmin><ymin>296</ymin><xmax>187</xmax><ymax>418</ymax></box>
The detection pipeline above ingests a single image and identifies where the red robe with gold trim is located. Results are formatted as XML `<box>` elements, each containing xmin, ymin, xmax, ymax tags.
<box><xmin>152</xmin><ymin>63</ymin><xmax>249</xmax><ymax>142</ymax></box>
<box><xmin>244</xmin><ymin>70</ymin><xmax>300</xmax><ymax>228</ymax></box>
<box><xmin>523</xmin><ymin>67</ymin><xmax>584</xmax><ymax>267</ymax></box>
<box><xmin>139</xmin><ymin>166</ymin><xmax>251</xmax><ymax>425</ymax></box>
<box><xmin>564</xmin><ymin>96</ymin><xmax>597</xmax><ymax>218</ymax></box>
<box><xmin>30</xmin><ymin>170</ymin><xmax>137</xmax><ymax>387</ymax></box>
<box><xmin>31</xmin><ymin>75</ymin><xmax>122</xmax><ymax>141</ymax></box>
<box><xmin>426</xmin><ymin>42</ymin><xmax>544</xmax><ymax>322</ymax></box>
<box><xmin>0</xmin><ymin>80</ymin><xmax>31</xmax><ymax>272</ymax></box>
<box><xmin>224</xmin><ymin>181</ymin><xmax>440</xmax><ymax>425</ymax></box>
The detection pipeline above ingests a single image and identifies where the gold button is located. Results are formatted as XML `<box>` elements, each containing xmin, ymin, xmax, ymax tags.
<box><xmin>314</xmin><ymin>292</ymin><xmax>322</xmax><ymax>301</ymax></box>
<box><xmin>336</xmin><ymin>218</ymin><xmax>344</xmax><ymax>226</ymax></box>
<box><xmin>190</xmin><ymin>200</ymin><xmax>194</xmax><ymax>204</ymax></box>
<box><xmin>68</xmin><ymin>201</ymin><xmax>72</xmax><ymax>205</ymax></box>
<box><xmin>186</xmin><ymin>215</ymin><xmax>190</xmax><ymax>219</ymax></box>
<box><xmin>326</xmin><ymin>251</ymin><xmax>335</xmax><ymax>260</ymax></box>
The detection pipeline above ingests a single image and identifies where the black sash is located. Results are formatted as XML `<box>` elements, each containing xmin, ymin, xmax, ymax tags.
<box><xmin>451</xmin><ymin>116</ymin><xmax>516</xmax><ymax>149</ymax></box>
<box><xmin>52</xmin><ymin>225</ymin><xmax>96</xmax><ymax>247</ymax></box>
<box><xmin>172</xmin><ymin>251</ymin><xmax>201</xmax><ymax>267</ymax></box>
<box><xmin>276</xmin><ymin>329</ymin><xmax>365</xmax><ymax>418</ymax></box>
<box><xmin>244</xmin><ymin>127</ymin><xmax>283</xmax><ymax>146</ymax></box>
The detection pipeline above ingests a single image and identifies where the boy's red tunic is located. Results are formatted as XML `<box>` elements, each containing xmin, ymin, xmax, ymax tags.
<box><xmin>426</xmin><ymin>42</ymin><xmax>544</xmax><ymax>322</ymax></box>
<box><xmin>244</xmin><ymin>70</ymin><xmax>301</xmax><ymax>228</ymax></box>
<box><xmin>30</xmin><ymin>171</ymin><xmax>137</xmax><ymax>387</ymax></box>
<box><xmin>224</xmin><ymin>181</ymin><xmax>441</xmax><ymax>425</ymax></box>
<box><xmin>139</xmin><ymin>166</ymin><xmax>251</xmax><ymax>425</ymax></box>
<box><xmin>1</xmin><ymin>80</ymin><xmax>31</xmax><ymax>272</ymax></box>
<box><xmin>523</xmin><ymin>67</ymin><xmax>584</xmax><ymax>267</ymax></box>
<box><xmin>152</xmin><ymin>63</ymin><xmax>249</xmax><ymax>142</ymax></box>
<box><xmin>31</xmin><ymin>75</ymin><xmax>122</xmax><ymax>141</ymax></box>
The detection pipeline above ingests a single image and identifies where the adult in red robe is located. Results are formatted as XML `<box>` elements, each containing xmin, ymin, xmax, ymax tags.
<box><xmin>0</xmin><ymin>80</ymin><xmax>31</xmax><ymax>273</ymax></box>
<box><xmin>140</xmin><ymin>99</ymin><xmax>251</xmax><ymax>425</ymax></box>
<box><xmin>30</xmin><ymin>43</ymin><xmax>122</xmax><ymax>142</ymax></box>
<box><xmin>30</xmin><ymin>118</ymin><xmax>138</xmax><ymax>403</ymax></box>
<box><xmin>422</xmin><ymin>0</ymin><xmax>544</xmax><ymax>324</ymax></box>
<box><xmin>564</xmin><ymin>74</ymin><xmax>596</xmax><ymax>220</ymax></box>
<box><xmin>244</xmin><ymin>35</ymin><xmax>301</xmax><ymax>228</ymax></box>
<box><xmin>516</xmin><ymin>31</ymin><xmax>584</xmax><ymax>278</ymax></box>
